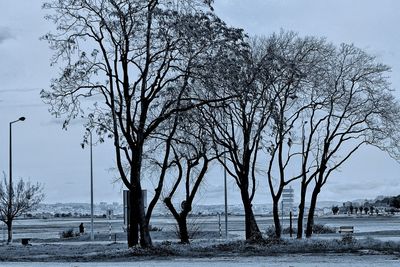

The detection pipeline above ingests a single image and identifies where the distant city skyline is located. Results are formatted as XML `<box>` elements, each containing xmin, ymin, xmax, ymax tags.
<box><xmin>0</xmin><ymin>0</ymin><xmax>399</xmax><ymax>205</ymax></box>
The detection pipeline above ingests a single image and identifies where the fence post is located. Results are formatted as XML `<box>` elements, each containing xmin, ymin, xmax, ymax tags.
<box><xmin>289</xmin><ymin>211</ymin><xmax>293</xmax><ymax>238</ymax></box>
<box><xmin>218</xmin><ymin>213</ymin><xmax>222</xmax><ymax>239</ymax></box>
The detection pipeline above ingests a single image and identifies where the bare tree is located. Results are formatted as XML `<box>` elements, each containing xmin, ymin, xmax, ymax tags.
<box><xmin>303</xmin><ymin>43</ymin><xmax>400</xmax><ymax>237</ymax></box>
<box><xmin>41</xmin><ymin>0</ymin><xmax>243</xmax><ymax>247</ymax></box>
<box><xmin>0</xmin><ymin>173</ymin><xmax>44</xmax><ymax>244</ymax></box>
<box><xmin>163</xmin><ymin>110</ymin><xmax>216</xmax><ymax>244</ymax></box>
<box><xmin>144</xmin><ymin>114</ymin><xmax>179</xmax><ymax>226</ymax></box>
<box><xmin>260</xmin><ymin>32</ymin><xmax>330</xmax><ymax>238</ymax></box>
<box><xmin>199</xmin><ymin>37</ymin><xmax>277</xmax><ymax>241</ymax></box>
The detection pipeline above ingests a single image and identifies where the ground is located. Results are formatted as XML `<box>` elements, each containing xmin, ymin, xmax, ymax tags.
<box><xmin>0</xmin><ymin>255</ymin><xmax>399</xmax><ymax>267</ymax></box>
<box><xmin>1</xmin><ymin>234</ymin><xmax>400</xmax><ymax>262</ymax></box>
<box><xmin>0</xmin><ymin>214</ymin><xmax>400</xmax><ymax>265</ymax></box>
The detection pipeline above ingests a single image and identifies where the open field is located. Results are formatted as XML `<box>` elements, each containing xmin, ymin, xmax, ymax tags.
<box><xmin>3</xmin><ymin>214</ymin><xmax>400</xmax><ymax>242</ymax></box>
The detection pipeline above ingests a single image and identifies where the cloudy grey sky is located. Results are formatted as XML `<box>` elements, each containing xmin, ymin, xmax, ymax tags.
<box><xmin>0</xmin><ymin>0</ymin><xmax>399</xmax><ymax>205</ymax></box>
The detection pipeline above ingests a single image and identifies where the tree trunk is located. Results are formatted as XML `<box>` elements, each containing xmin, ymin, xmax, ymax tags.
<box><xmin>240</xmin><ymin>189</ymin><xmax>262</xmax><ymax>241</ymax></box>
<box><xmin>297</xmin><ymin>182</ymin><xmax>307</xmax><ymax>239</ymax></box>
<box><xmin>137</xmin><ymin>188</ymin><xmax>152</xmax><ymax>247</ymax></box>
<box><xmin>127</xmin><ymin>145</ymin><xmax>152</xmax><ymax>248</ymax></box>
<box><xmin>164</xmin><ymin>197</ymin><xmax>190</xmax><ymax>243</ymax></box>
<box><xmin>127</xmin><ymin>188</ymin><xmax>139</xmax><ymax>247</ymax></box>
<box><xmin>272</xmin><ymin>200</ymin><xmax>281</xmax><ymax>239</ymax></box>
<box><xmin>127</xmin><ymin>185</ymin><xmax>152</xmax><ymax>247</ymax></box>
<box><xmin>178</xmin><ymin>215</ymin><xmax>190</xmax><ymax>244</ymax></box>
<box><xmin>305</xmin><ymin>185</ymin><xmax>320</xmax><ymax>238</ymax></box>
<box><xmin>6</xmin><ymin>221</ymin><xmax>12</xmax><ymax>244</ymax></box>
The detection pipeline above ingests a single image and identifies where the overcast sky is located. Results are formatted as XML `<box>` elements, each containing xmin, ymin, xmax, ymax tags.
<box><xmin>0</xmin><ymin>0</ymin><xmax>399</xmax><ymax>205</ymax></box>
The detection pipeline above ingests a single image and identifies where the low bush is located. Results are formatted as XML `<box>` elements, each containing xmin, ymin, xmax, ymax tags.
<box><xmin>282</xmin><ymin>227</ymin><xmax>297</xmax><ymax>235</ymax></box>
<box><xmin>148</xmin><ymin>225</ymin><xmax>163</xmax><ymax>232</ymax></box>
<box><xmin>312</xmin><ymin>224</ymin><xmax>336</xmax><ymax>234</ymax></box>
<box><xmin>60</xmin><ymin>228</ymin><xmax>78</xmax><ymax>238</ymax></box>
<box><xmin>266</xmin><ymin>225</ymin><xmax>295</xmax><ymax>238</ymax></box>
<box><xmin>265</xmin><ymin>223</ymin><xmax>335</xmax><ymax>237</ymax></box>
<box><xmin>340</xmin><ymin>233</ymin><xmax>355</xmax><ymax>244</ymax></box>
<box><xmin>265</xmin><ymin>225</ymin><xmax>277</xmax><ymax>238</ymax></box>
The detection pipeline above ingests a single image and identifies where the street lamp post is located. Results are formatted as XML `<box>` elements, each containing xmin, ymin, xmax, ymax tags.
<box><xmin>9</xmin><ymin>116</ymin><xmax>25</xmax><ymax>243</ymax></box>
<box><xmin>224</xmin><ymin>152</ymin><xmax>228</xmax><ymax>240</ymax></box>
<box><xmin>87</xmin><ymin>129</ymin><xmax>94</xmax><ymax>241</ymax></box>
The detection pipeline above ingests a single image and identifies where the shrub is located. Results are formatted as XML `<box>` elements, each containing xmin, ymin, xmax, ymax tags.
<box><xmin>266</xmin><ymin>224</ymin><xmax>335</xmax><ymax>237</ymax></box>
<box><xmin>149</xmin><ymin>225</ymin><xmax>163</xmax><ymax>231</ymax></box>
<box><xmin>312</xmin><ymin>224</ymin><xmax>336</xmax><ymax>234</ymax></box>
<box><xmin>60</xmin><ymin>228</ymin><xmax>78</xmax><ymax>238</ymax></box>
<box><xmin>265</xmin><ymin>225</ymin><xmax>277</xmax><ymax>238</ymax></box>
<box><xmin>340</xmin><ymin>233</ymin><xmax>355</xmax><ymax>244</ymax></box>
<box><xmin>265</xmin><ymin>225</ymin><xmax>295</xmax><ymax>238</ymax></box>
<box><xmin>282</xmin><ymin>226</ymin><xmax>297</xmax><ymax>235</ymax></box>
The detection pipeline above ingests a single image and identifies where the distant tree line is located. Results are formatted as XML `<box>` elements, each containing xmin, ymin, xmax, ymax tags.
<box><xmin>374</xmin><ymin>195</ymin><xmax>400</xmax><ymax>209</ymax></box>
<box><xmin>331</xmin><ymin>196</ymin><xmax>400</xmax><ymax>216</ymax></box>
<box><xmin>331</xmin><ymin>205</ymin><xmax>378</xmax><ymax>215</ymax></box>
<box><xmin>41</xmin><ymin>0</ymin><xmax>400</xmax><ymax>247</ymax></box>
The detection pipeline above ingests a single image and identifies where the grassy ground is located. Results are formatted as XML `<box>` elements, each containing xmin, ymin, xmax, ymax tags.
<box><xmin>1</xmin><ymin>235</ymin><xmax>400</xmax><ymax>262</ymax></box>
<box><xmin>2</xmin><ymin>215</ymin><xmax>400</xmax><ymax>262</ymax></box>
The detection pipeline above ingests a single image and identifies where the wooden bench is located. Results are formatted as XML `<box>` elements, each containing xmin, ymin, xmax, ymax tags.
<box><xmin>21</xmin><ymin>238</ymin><xmax>31</xmax><ymax>246</ymax></box>
<box><xmin>338</xmin><ymin>226</ymin><xmax>354</xmax><ymax>234</ymax></box>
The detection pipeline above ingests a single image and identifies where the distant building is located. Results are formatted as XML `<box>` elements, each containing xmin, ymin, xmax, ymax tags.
<box><xmin>281</xmin><ymin>186</ymin><xmax>294</xmax><ymax>215</ymax></box>
<box><xmin>106</xmin><ymin>209</ymin><xmax>114</xmax><ymax>219</ymax></box>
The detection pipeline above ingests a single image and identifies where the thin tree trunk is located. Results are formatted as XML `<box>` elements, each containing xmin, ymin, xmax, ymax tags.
<box><xmin>272</xmin><ymin>200</ymin><xmax>281</xmax><ymax>239</ymax></box>
<box><xmin>305</xmin><ymin>185</ymin><xmax>320</xmax><ymax>238</ymax></box>
<box><xmin>6</xmin><ymin>221</ymin><xmax>12</xmax><ymax>244</ymax></box>
<box><xmin>178</xmin><ymin>215</ymin><xmax>189</xmax><ymax>244</ymax></box>
<box><xmin>240</xmin><ymin>189</ymin><xmax>262</xmax><ymax>241</ymax></box>
<box><xmin>297</xmin><ymin>182</ymin><xmax>307</xmax><ymax>239</ymax></box>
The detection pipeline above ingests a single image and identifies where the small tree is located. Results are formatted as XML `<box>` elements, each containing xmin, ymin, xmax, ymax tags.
<box><xmin>0</xmin><ymin>173</ymin><xmax>44</xmax><ymax>243</ymax></box>
<box><xmin>331</xmin><ymin>206</ymin><xmax>339</xmax><ymax>215</ymax></box>
<box><xmin>363</xmin><ymin>206</ymin><xmax>369</xmax><ymax>215</ymax></box>
<box><xmin>349</xmin><ymin>205</ymin><xmax>354</xmax><ymax>214</ymax></box>
<box><xmin>164</xmin><ymin>129</ymin><xmax>215</xmax><ymax>244</ymax></box>
<box><xmin>370</xmin><ymin>206</ymin><xmax>375</xmax><ymax>215</ymax></box>
<box><xmin>359</xmin><ymin>206</ymin><xmax>363</xmax><ymax>214</ymax></box>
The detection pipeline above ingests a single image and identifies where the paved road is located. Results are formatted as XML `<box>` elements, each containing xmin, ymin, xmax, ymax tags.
<box><xmin>1</xmin><ymin>255</ymin><xmax>400</xmax><ymax>266</ymax></box>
